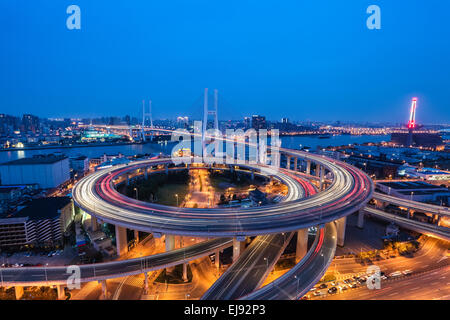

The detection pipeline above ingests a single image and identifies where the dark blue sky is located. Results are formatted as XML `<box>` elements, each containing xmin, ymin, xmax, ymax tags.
<box><xmin>1</xmin><ymin>1</ymin><xmax>449</xmax><ymax>123</ymax></box>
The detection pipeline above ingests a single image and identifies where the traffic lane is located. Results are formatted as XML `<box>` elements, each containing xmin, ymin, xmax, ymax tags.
<box><xmin>330</xmin><ymin>237</ymin><xmax>448</xmax><ymax>275</ymax></box>
<box><xmin>321</xmin><ymin>266</ymin><xmax>450</xmax><ymax>300</ymax></box>
<box><xmin>241</xmin><ymin>223</ymin><xmax>337</xmax><ymax>300</ymax></box>
<box><xmin>0</xmin><ymin>238</ymin><xmax>232</xmax><ymax>285</ymax></box>
<box><xmin>202</xmin><ymin>232</ymin><xmax>293</xmax><ymax>300</ymax></box>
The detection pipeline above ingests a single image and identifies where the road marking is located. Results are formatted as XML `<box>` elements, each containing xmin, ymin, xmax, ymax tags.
<box><xmin>95</xmin><ymin>269</ymin><xmax>109</xmax><ymax>274</ymax></box>
<box><xmin>387</xmin><ymin>292</ymin><xmax>397</xmax><ymax>297</ymax></box>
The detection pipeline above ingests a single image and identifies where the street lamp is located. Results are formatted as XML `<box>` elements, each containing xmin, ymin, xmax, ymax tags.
<box><xmin>134</xmin><ymin>187</ymin><xmax>138</xmax><ymax>199</ymax></box>
<box><xmin>175</xmin><ymin>194</ymin><xmax>179</xmax><ymax>207</ymax></box>
<box><xmin>410</xmin><ymin>191</ymin><xmax>414</xmax><ymax>201</ymax></box>
<box><xmin>294</xmin><ymin>275</ymin><xmax>300</xmax><ymax>295</ymax></box>
<box><xmin>44</xmin><ymin>263</ymin><xmax>49</xmax><ymax>284</ymax></box>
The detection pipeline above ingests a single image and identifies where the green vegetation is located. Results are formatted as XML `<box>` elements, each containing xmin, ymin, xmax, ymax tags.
<box><xmin>320</xmin><ymin>274</ymin><xmax>337</xmax><ymax>283</ymax></box>
<box><xmin>0</xmin><ymin>288</ymin><xmax>15</xmax><ymax>300</ymax></box>
<box><xmin>125</xmin><ymin>171</ymin><xmax>189</xmax><ymax>206</ymax></box>
<box><xmin>274</xmin><ymin>257</ymin><xmax>296</xmax><ymax>271</ymax></box>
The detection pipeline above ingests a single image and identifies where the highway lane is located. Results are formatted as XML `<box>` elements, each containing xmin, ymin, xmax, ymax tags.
<box><xmin>73</xmin><ymin>153</ymin><xmax>374</xmax><ymax>237</ymax></box>
<box><xmin>201</xmin><ymin>232</ymin><xmax>294</xmax><ymax>300</ymax></box>
<box><xmin>202</xmin><ymin>173</ymin><xmax>317</xmax><ymax>300</ymax></box>
<box><xmin>241</xmin><ymin>222</ymin><xmax>337</xmax><ymax>300</ymax></box>
<box><xmin>363</xmin><ymin>207</ymin><xmax>450</xmax><ymax>241</ymax></box>
<box><xmin>373</xmin><ymin>192</ymin><xmax>450</xmax><ymax>217</ymax></box>
<box><xmin>0</xmin><ymin>238</ymin><xmax>232</xmax><ymax>287</ymax></box>
<box><xmin>319</xmin><ymin>266</ymin><xmax>450</xmax><ymax>300</ymax></box>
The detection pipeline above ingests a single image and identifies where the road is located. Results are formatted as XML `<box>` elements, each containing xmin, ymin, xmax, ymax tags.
<box><xmin>73</xmin><ymin>153</ymin><xmax>373</xmax><ymax>237</ymax></box>
<box><xmin>363</xmin><ymin>207</ymin><xmax>450</xmax><ymax>241</ymax></box>
<box><xmin>241</xmin><ymin>222</ymin><xmax>337</xmax><ymax>300</ymax></box>
<box><xmin>320</xmin><ymin>266</ymin><xmax>450</xmax><ymax>300</ymax></box>
<box><xmin>373</xmin><ymin>192</ymin><xmax>450</xmax><ymax>217</ymax></box>
<box><xmin>202</xmin><ymin>232</ymin><xmax>294</xmax><ymax>300</ymax></box>
<box><xmin>0</xmin><ymin>238</ymin><xmax>232</xmax><ymax>286</ymax></box>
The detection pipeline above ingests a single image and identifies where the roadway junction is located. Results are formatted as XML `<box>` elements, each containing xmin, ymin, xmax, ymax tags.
<box><xmin>2</xmin><ymin>141</ymin><xmax>449</xmax><ymax>300</ymax></box>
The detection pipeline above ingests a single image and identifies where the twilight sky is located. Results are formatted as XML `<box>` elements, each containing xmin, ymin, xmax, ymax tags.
<box><xmin>1</xmin><ymin>0</ymin><xmax>449</xmax><ymax>123</ymax></box>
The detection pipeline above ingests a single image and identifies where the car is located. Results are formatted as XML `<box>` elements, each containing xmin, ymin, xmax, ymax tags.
<box><xmin>319</xmin><ymin>283</ymin><xmax>328</xmax><ymax>289</ymax></box>
<box><xmin>328</xmin><ymin>287</ymin><xmax>338</xmax><ymax>294</ymax></box>
<box><xmin>350</xmin><ymin>283</ymin><xmax>358</xmax><ymax>288</ymax></box>
<box><xmin>313</xmin><ymin>291</ymin><xmax>322</xmax><ymax>296</ymax></box>
<box><xmin>389</xmin><ymin>271</ymin><xmax>402</xmax><ymax>278</ymax></box>
<box><xmin>402</xmin><ymin>270</ymin><xmax>413</xmax><ymax>276</ymax></box>
<box><xmin>381</xmin><ymin>275</ymin><xmax>387</xmax><ymax>280</ymax></box>
<box><xmin>339</xmin><ymin>285</ymin><xmax>348</xmax><ymax>291</ymax></box>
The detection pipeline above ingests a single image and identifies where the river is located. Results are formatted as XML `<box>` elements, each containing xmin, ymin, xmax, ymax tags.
<box><xmin>0</xmin><ymin>134</ymin><xmax>390</xmax><ymax>164</ymax></box>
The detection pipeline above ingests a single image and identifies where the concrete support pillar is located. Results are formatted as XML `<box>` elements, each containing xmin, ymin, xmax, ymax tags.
<box><xmin>144</xmin><ymin>167</ymin><xmax>148</xmax><ymax>180</ymax></box>
<box><xmin>232</xmin><ymin>237</ymin><xmax>246</xmax><ymax>262</ymax></box>
<box><xmin>316</xmin><ymin>164</ymin><xmax>321</xmax><ymax>177</ymax></box>
<box><xmin>229</xmin><ymin>165</ymin><xmax>234</xmax><ymax>173</ymax></box>
<box><xmin>407</xmin><ymin>210</ymin><xmax>414</xmax><ymax>219</ymax></box>
<box><xmin>336</xmin><ymin>217</ymin><xmax>347</xmax><ymax>247</ymax></box>
<box><xmin>251</xmin><ymin>170</ymin><xmax>254</xmax><ymax>181</ymax></box>
<box><xmin>435</xmin><ymin>215</ymin><xmax>441</xmax><ymax>226</ymax></box>
<box><xmin>56</xmin><ymin>284</ymin><xmax>66</xmax><ymax>300</ymax></box>
<box><xmin>100</xmin><ymin>280</ymin><xmax>108</xmax><ymax>300</ymax></box>
<box><xmin>306</xmin><ymin>160</ymin><xmax>311</xmax><ymax>175</ymax></box>
<box><xmin>296</xmin><ymin>229</ymin><xmax>308</xmax><ymax>263</ymax></box>
<box><xmin>143</xmin><ymin>272</ymin><xmax>149</xmax><ymax>294</ymax></box>
<box><xmin>165</xmin><ymin>234</ymin><xmax>175</xmax><ymax>252</ymax></box>
<box><xmin>15</xmin><ymin>286</ymin><xmax>24</xmax><ymax>300</ymax></box>
<box><xmin>115</xmin><ymin>225</ymin><xmax>128</xmax><ymax>257</ymax></box>
<box><xmin>293</xmin><ymin>158</ymin><xmax>298</xmax><ymax>171</ymax></box>
<box><xmin>165</xmin><ymin>164</ymin><xmax>169</xmax><ymax>175</ymax></box>
<box><xmin>134</xmin><ymin>230</ymin><xmax>139</xmax><ymax>243</ymax></box>
<box><xmin>319</xmin><ymin>166</ymin><xmax>325</xmax><ymax>190</ymax></box>
<box><xmin>286</xmin><ymin>156</ymin><xmax>291</xmax><ymax>169</ymax></box>
<box><xmin>215</xmin><ymin>250</ymin><xmax>220</xmax><ymax>270</ymax></box>
<box><xmin>357</xmin><ymin>210</ymin><xmax>365</xmax><ymax>229</ymax></box>
<box><xmin>182</xmin><ymin>263</ymin><xmax>188</xmax><ymax>282</ymax></box>
<box><xmin>126</xmin><ymin>174</ymin><xmax>130</xmax><ymax>186</ymax></box>
<box><xmin>91</xmin><ymin>215</ymin><xmax>98</xmax><ymax>232</ymax></box>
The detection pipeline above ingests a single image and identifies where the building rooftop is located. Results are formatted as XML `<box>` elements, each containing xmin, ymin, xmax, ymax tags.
<box><xmin>0</xmin><ymin>186</ymin><xmax>24</xmax><ymax>193</ymax></box>
<box><xmin>378</xmin><ymin>181</ymin><xmax>444</xmax><ymax>190</ymax></box>
<box><xmin>12</xmin><ymin>197</ymin><xmax>71</xmax><ymax>220</ymax></box>
<box><xmin>1</xmin><ymin>155</ymin><xmax>68</xmax><ymax>166</ymax></box>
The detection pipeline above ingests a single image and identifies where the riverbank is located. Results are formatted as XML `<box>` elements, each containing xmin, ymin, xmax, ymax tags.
<box><xmin>0</xmin><ymin>141</ymin><xmax>151</xmax><ymax>152</ymax></box>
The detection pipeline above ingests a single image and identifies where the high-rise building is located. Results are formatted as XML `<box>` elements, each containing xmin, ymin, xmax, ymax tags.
<box><xmin>21</xmin><ymin>114</ymin><xmax>40</xmax><ymax>133</ymax></box>
<box><xmin>251</xmin><ymin>115</ymin><xmax>266</xmax><ymax>130</ymax></box>
<box><xmin>244</xmin><ymin>117</ymin><xmax>251</xmax><ymax>129</ymax></box>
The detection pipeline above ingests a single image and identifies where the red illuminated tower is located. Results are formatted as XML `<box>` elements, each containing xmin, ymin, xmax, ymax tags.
<box><xmin>407</xmin><ymin>98</ymin><xmax>418</xmax><ymax>129</ymax></box>
<box><xmin>406</xmin><ymin>98</ymin><xmax>417</xmax><ymax>146</ymax></box>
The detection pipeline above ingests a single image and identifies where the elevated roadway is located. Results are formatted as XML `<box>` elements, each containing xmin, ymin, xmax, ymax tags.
<box><xmin>241</xmin><ymin>222</ymin><xmax>337</xmax><ymax>300</ymax></box>
<box><xmin>373</xmin><ymin>192</ymin><xmax>450</xmax><ymax>217</ymax></box>
<box><xmin>201</xmin><ymin>232</ymin><xmax>295</xmax><ymax>300</ymax></box>
<box><xmin>363</xmin><ymin>207</ymin><xmax>450</xmax><ymax>241</ymax></box>
<box><xmin>0</xmin><ymin>238</ymin><xmax>231</xmax><ymax>287</ymax></box>
<box><xmin>72</xmin><ymin>153</ymin><xmax>374</xmax><ymax>237</ymax></box>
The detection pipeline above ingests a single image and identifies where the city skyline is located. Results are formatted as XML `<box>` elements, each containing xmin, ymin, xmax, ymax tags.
<box><xmin>1</xmin><ymin>1</ymin><xmax>450</xmax><ymax>122</ymax></box>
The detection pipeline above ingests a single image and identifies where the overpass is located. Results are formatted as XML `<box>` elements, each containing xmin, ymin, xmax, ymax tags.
<box><xmin>362</xmin><ymin>207</ymin><xmax>450</xmax><ymax>241</ymax></box>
